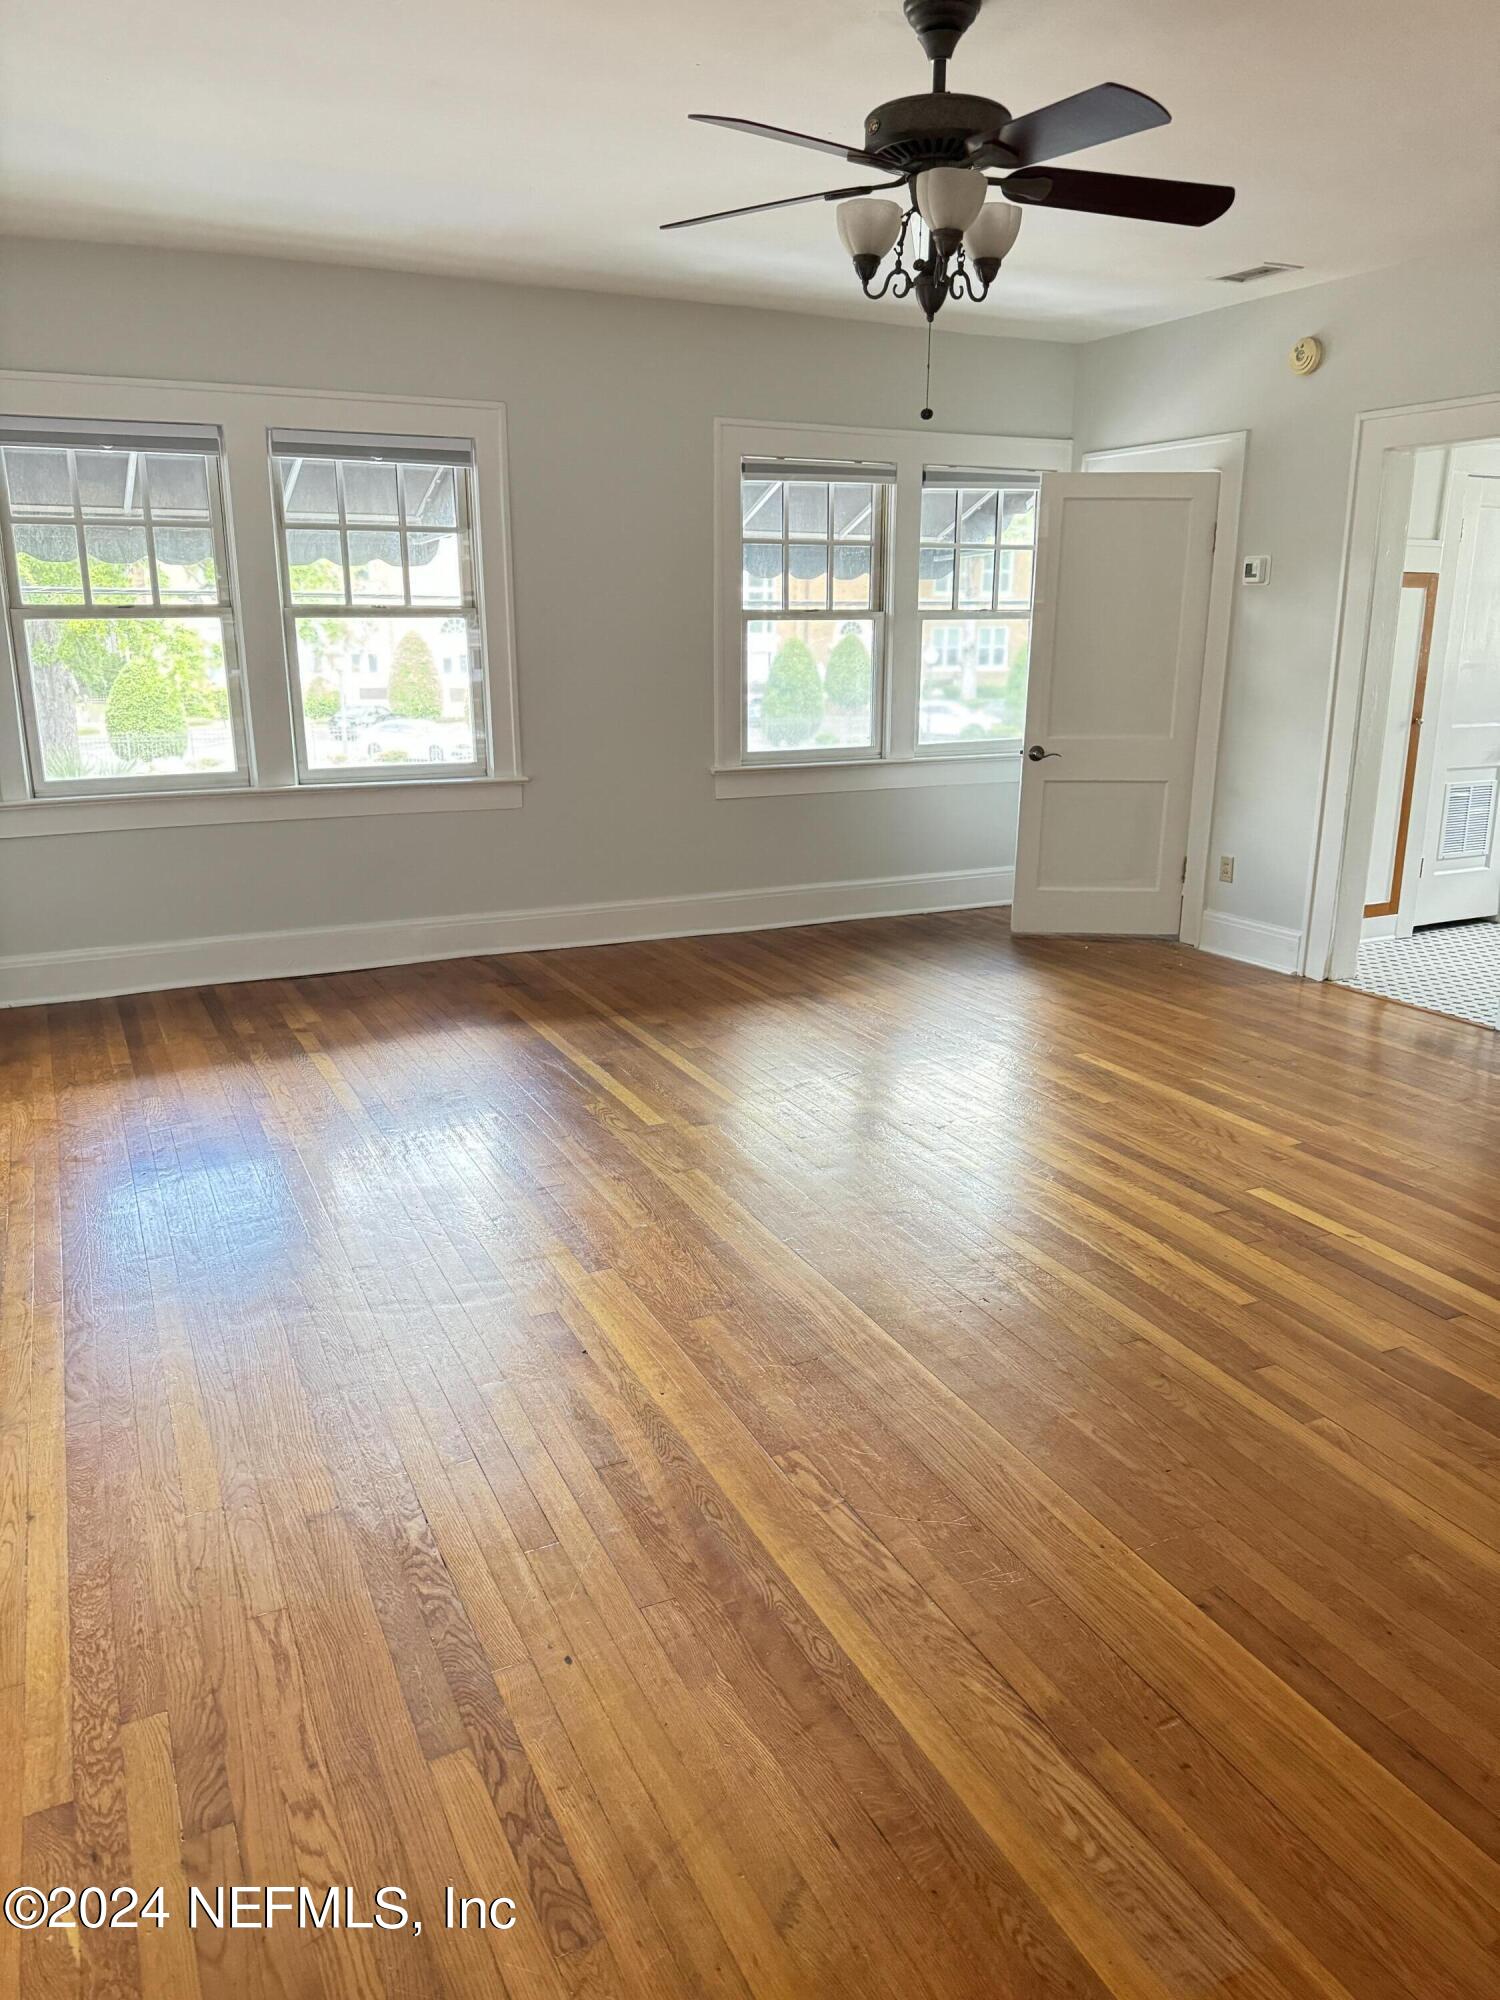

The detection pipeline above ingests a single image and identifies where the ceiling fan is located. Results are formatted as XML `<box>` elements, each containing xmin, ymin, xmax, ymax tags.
<box><xmin>661</xmin><ymin>0</ymin><xmax>1234</xmax><ymax>329</ymax></box>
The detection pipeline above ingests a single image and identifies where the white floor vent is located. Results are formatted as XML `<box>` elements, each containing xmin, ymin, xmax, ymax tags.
<box><xmin>1439</xmin><ymin>777</ymin><xmax>1497</xmax><ymax>861</ymax></box>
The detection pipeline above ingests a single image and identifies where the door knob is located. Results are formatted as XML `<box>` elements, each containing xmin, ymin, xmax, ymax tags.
<box><xmin>1027</xmin><ymin>744</ymin><xmax>1060</xmax><ymax>762</ymax></box>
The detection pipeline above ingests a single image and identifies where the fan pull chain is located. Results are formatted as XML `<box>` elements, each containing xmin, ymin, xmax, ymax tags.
<box><xmin>921</xmin><ymin>319</ymin><xmax>934</xmax><ymax>422</ymax></box>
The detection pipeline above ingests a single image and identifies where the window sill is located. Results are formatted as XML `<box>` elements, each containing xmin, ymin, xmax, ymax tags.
<box><xmin>0</xmin><ymin>773</ymin><xmax>527</xmax><ymax>838</ymax></box>
<box><xmin>713</xmin><ymin>753</ymin><xmax>1021</xmax><ymax>799</ymax></box>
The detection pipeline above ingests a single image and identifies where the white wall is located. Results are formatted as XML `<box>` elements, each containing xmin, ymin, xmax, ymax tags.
<box><xmin>0</xmin><ymin>237</ymin><xmax>1073</xmax><ymax>983</ymax></box>
<box><xmin>1073</xmin><ymin>235</ymin><xmax>1500</xmax><ymax>954</ymax></box>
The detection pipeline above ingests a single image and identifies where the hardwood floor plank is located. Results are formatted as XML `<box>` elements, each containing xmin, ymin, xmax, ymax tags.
<box><xmin>5</xmin><ymin>912</ymin><xmax>1499</xmax><ymax>1999</ymax></box>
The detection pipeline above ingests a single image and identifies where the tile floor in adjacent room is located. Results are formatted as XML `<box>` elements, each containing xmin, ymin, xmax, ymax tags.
<box><xmin>1344</xmin><ymin>916</ymin><xmax>1500</xmax><ymax>1029</ymax></box>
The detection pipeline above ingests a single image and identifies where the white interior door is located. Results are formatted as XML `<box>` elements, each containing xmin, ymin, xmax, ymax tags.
<box><xmin>1011</xmin><ymin>472</ymin><xmax>1218</xmax><ymax>936</ymax></box>
<box><xmin>1413</xmin><ymin>475</ymin><xmax>1500</xmax><ymax>927</ymax></box>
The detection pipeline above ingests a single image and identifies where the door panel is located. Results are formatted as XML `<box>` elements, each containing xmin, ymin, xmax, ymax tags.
<box><xmin>1037</xmin><ymin>780</ymin><xmax>1167</xmax><ymax>888</ymax></box>
<box><xmin>1415</xmin><ymin>478</ymin><xmax>1500</xmax><ymax>927</ymax></box>
<box><xmin>1012</xmin><ymin>472</ymin><xmax>1218</xmax><ymax>936</ymax></box>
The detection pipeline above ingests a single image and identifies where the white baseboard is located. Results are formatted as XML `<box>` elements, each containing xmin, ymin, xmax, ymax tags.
<box><xmin>1198</xmin><ymin>908</ymin><xmax>1304</xmax><ymax>975</ymax></box>
<box><xmin>0</xmin><ymin>866</ymin><xmax>1015</xmax><ymax>1008</ymax></box>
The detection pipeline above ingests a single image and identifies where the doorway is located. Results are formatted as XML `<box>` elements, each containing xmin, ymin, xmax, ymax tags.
<box><xmin>1322</xmin><ymin>432</ymin><xmax>1500</xmax><ymax>1028</ymax></box>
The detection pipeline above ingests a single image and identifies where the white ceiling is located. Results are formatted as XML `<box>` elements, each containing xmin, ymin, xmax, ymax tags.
<box><xmin>4</xmin><ymin>0</ymin><xmax>1498</xmax><ymax>341</ymax></box>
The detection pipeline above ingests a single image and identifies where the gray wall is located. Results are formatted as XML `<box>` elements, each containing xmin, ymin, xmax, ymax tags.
<box><xmin>0</xmin><ymin>238</ymin><xmax>1074</xmax><ymax>961</ymax></box>
<box><xmin>9</xmin><ymin>229</ymin><xmax>1498</xmax><ymax>972</ymax></box>
<box><xmin>1073</xmin><ymin>235</ymin><xmax>1500</xmax><ymax>941</ymax></box>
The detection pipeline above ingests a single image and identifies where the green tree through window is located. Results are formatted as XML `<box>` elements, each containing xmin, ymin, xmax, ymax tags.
<box><xmin>762</xmin><ymin>637</ymin><xmax>823</xmax><ymax>748</ymax></box>
<box><xmin>388</xmin><ymin>631</ymin><xmax>443</xmax><ymax>721</ymax></box>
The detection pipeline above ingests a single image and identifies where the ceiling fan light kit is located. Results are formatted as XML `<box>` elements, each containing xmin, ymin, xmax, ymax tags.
<box><xmin>662</xmin><ymin>0</ymin><xmax>1235</xmax><ymax>409</ymax></box>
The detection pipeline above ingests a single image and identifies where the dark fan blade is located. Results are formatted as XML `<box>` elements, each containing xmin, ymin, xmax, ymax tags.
<box><xmin>997</xmin><ymin>166</ymin><xmax>1234</xmax><ymax>226</ymax></box>
<box><xmin>984</xmin><ymin>83</ymin><xmax>1170</xmax><ymax>168</ymax></box>
<box><xmin>661</xmin><ymin>183</ymin><xmax>900</xmax><ymax>230</ymax></box>
<box><xmin>689</xmin><ymin>115</ymin><xmax>879</xmax><ymax>167</ymax></box>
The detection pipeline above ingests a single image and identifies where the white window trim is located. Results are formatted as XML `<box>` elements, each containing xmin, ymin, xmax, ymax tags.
<box><xmin>714</xmin><ymin>417</ymin><xmax>1070</xmax><ymax>798</ymax></box>
<box><xmin>0</xmin><ymin>372</ymin><xmax>524</xmax><ymax>828</ymax></box>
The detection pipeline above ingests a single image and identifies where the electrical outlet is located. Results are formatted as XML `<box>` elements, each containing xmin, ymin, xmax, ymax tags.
<box><xmin>1219</xmin><ymin>855</ymin><xmax>1235</xmax><ymax>884</ymax></box>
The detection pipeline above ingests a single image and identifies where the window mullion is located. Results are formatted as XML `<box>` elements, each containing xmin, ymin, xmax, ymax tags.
<box><xmin>334</xmin><ymin>460</ymin><xmax>353</xmax><ymax>597</ymax></box>
<box><xmin>223</xmin><ymin>408</ymin><xmax>298</xmax><ymax>788</ymax></box>
<box><xmin>395</xmin><ymin>463</ymin><xmax>414</xmax><ymax>607</ymax></box>
<box><xmin>139</xmin><ymin>454</ymin><xmax>164</xmax><ymax>608</ymax></box>
<box><xmin>0</xmin><ymin>604</ymin><xmax>34</xmax><ymax>800</ymax></box>
<box><xmin>886</xmin><ymin>468</ymin><xmax>921</xmax><ymax>762</ymax></box>
<box><xmin>68</xmin><ymin>449</ymin><xmax>94</xmax><ymax>610</ymax></box>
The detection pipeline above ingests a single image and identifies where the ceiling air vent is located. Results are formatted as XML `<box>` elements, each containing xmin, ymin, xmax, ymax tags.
<box><xmin>1216</xmin><ymin>262</ymin><xmax>1303</xmax><ymax>285</ymax></box>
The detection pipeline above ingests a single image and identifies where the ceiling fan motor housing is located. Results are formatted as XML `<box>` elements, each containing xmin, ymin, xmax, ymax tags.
<box><xmin>862</xmin><ymin>93</ymin><xmax>1014</xmax><ymax>171</ymax></box>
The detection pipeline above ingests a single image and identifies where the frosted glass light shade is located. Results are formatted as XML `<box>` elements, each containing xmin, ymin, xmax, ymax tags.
<box><xmin>964</xmin><ymin>202</ymin><xmax>1023</xmax><ymax>262</ymax></box>
<box><xmin>836</xmin><ymin>198</ymin><xmax>903</xmax><ymax>260</ymax></box>
<box><xmin>914</xmin><ymin>166</ymin><xmax>986</xmax><ymax>234</ymax></box>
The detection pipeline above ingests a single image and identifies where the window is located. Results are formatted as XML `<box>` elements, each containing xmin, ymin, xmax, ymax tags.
<box><xmin>916</xmin><ymin>469</ymin><xmax>1037</xmax><ymax>748</ymax></box>
<box><xmin>0</xmin><ymin>421</ymin><xmax>246</xmax><ymax>793</ymax></box>
<box><xmin>739</xmin><ymin>459</ymin><xmax>892</xmax><ymax>757</ymax></box>
<box><xmin>716</xmin><ymin>423</ymin><xmax>1067</xmax><ymax>791</ymax></box>
<box><xmin>0</xmin><ymin>380</ymin><xmax>521</xmax><ymax>826</ymax></box>
<box><xmin>271</xmin><ymin>433</ymin><xmax>488</xmax><ymax>782</ymax></box>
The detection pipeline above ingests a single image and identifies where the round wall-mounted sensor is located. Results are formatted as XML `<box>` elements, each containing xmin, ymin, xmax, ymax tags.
<box><xmin>1289</xmin><ymin>336</ymin><xmax>1324</xmax><ymax>376</ymax></box>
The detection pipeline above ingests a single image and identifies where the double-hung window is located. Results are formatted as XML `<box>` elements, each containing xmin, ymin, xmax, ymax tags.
<box><xmin>0</xmin><ymin>419</ymin><xmax>247</xmax><ymax>794</ymax></box>
<box><xmin>716</xmin><ymin>421</ymin><xmax>1067</xmax><ymax>791</ymax></box>
<box><xmin>739</xmin><ymin>457</ymin><xmax>894</xmax><ymax>758</ymax></box>
<box><xmin>916</xmin><ymin>468</ymin><xmax>1037</xmax><ymax>748</ymax></box>
<box><xmin>271</xmin><ymin>431</ymin><xmax>488</xmax><ymax>781</ymax></box>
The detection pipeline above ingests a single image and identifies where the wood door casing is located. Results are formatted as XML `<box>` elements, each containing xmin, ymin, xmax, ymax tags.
<box><xmin>1366</xmin><ymin>570</ymin><xmax>1439</xmax><ymax>918</ymax></box>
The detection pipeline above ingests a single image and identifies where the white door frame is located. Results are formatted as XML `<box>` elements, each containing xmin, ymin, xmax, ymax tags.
<box><xmin>1304</xmin><ymin>390</ymin><xmax>1500</xmax><ymax>981</ymax></box>
<box><xmin>1080</xmin><ymin>431</ymin><xmax>1245</xmax><ymax>947</ymax></box>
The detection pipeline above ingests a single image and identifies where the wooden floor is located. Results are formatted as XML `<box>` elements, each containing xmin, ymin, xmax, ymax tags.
<box><xmin>4</xmin><ymin>911</ymin><xmax>1500</xmax><ymax>2000</ymax></box>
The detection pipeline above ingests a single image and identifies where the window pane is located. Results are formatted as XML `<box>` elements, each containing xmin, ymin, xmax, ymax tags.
<box><xmin>85</xmin><ymin>523</ymin><xmax>152</xmax><ymax>603</ymax></box>
<box><xmin>153</xmin><ymin>526</ymin><xmax>218</xmax><ymax>602</ymax></box>
<box><xmin>279</xmin><ymin>457</ymin><xmax>339</xmax><ymax>521</ymax></box>
<box><xmin>919</xmin><ymin>545</ymin><xmax>955</xmax><ymax>609</ymax></box>
<box><xmin>997</xmin><ymin>545</ymin><xmax>1033</xmax><ymax>606</ymax></box>
<box><xmin>786</xmin><ymin>482</ymin><xmax>828</xmax><ymax>539</ymax></box>
<box><xmin>401</xmin><ymin>464</ymin><xmax>457</xmax><ymax>528</ymax></box>
<box><xmin>75</xmin><ymin>450</ymin><xmax>136</xmax><ymax>514</ymax></box>
<box><xmin>341</xmin><ymin>460</ymin><xmax>398</xmax><ymax>523</ymax></box>
<box><xmin>741</xmin><ymin>478</ymin><xmax>782</xmax><ymax>538</ymax></box>
<box><xmin>832</xmin><ymin>483</ymin><xmax>873</xmax><ymax>540</ymax></box>
<box><xmin>145</xmin><ymin>453</ymin><xmax>211</xmax><ymax>517</ymax></box>
<box><xmin>348</xmin><ymin>529</ymin><xmax>404</xmax><ymax>602</ymax></box>
<box><xmin>13</xmin><ymin>522</ymin><xmax>83</xmax><ymax>601</ymax></box>
<box><xmin>918</xmin><ymin>616</ymin><xmax>1029</xmax><ymax>744</ymax></box>
<box><xmin>1001</xmin><ymin>488</ymin><xmax>1037</xmax><ymax>545</ymax></box>
<box><xmin>832</xmin><ymin>542</ymin><xmax>871</xmax><ymax>608</ymax></box>
<box><xmin>745</xmin><ymin>618</ymin><xmax>875</xmax><ymax>755</ymax></box>
<box><xmin>286</xmin><ymin>528</ymin><xmax>346</xmax><ymax>600</ymax></box>
<box><xmin>958</xmin><ymin>487</ymin><xmax>997</xmax><ymax>546</ymax></box>
<box><xmin>921</xmin><ymin>487</ymin><xmax>957</xmax><ymax>544</ymax></box>
<box><xmin>742</xmin><ymin>540</ymin><xmax>781</xmax><ymax>609</ymax></box>
<box><xmin>22</xmin><ymin>616</ymin><xmax>236</xmax><ymax>781</ymax></box>
<box><xmin>787</xmin><ymin>542</ymin><xmax>828</xmax><ymax>610</ymax></box>
<box><xmin>2</xmin><ymin>447</ymin><xmax>70</xmax><ymax>512</ymax></box>
<box><xmin>957</xmin><ymin>548</ymin><xmax>995</xmax><ymax>610</ymax></box>
<box><xmin>407</xmin><ymin>530</ymin><xmax>463</xmax><ymax>602</ymax></box>
<box><xmin>292</xmin><ymin>614</ymin><xmax>479</xmax><ymax>772</ymax></box>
